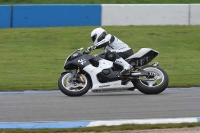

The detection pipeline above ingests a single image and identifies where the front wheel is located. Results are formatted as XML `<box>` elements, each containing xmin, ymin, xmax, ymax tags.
<box><xmin>133</xmin><ymin>66</ymin><xmax>169</xmax><ymax>94</ymax></box>
<box><xmin>58</xmin><ymin>72</ymin><xmax>91</xmax><ymax>97</ymax></box>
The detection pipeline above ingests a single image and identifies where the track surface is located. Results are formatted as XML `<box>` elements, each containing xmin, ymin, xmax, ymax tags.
<box><xmin>0</xmin><ymin>88</ymin><xmax>199</xmax><ymax>122</ymax></box>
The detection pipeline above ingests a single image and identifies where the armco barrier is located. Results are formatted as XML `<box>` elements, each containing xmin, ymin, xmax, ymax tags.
<box><xmin>0</xmin><ymin>5</ymin><xmax>11</xmax><ymax>28</ymax></box>
<box><xmin>12</xmin><ymin>4</ymin><xmax>101</xmax><ymax>28</ymax></box>
<box><xmin>190</xmin><ymin>4</ymin><xmax>200</xmax><ymax>25</ymax></box>
<box><xmin>101</xmin><ymin>4</ymin><xmax>189</xmax><ymax>26</ymax></box>
<box><xmin>0</xmin><ymin>4</ymin><xmax>200</xmax><ymax>28</ymax></box>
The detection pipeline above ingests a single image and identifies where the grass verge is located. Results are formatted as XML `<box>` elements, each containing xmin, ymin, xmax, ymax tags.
<box><xmin>0</xmin><ymin>26</ymin><xmax>200</xmax><ymax>91</ymax></box>
<box><xmin>0</xmin><ymin>122</ymin><xmax>200</xmax><ymax>133</ymax></box>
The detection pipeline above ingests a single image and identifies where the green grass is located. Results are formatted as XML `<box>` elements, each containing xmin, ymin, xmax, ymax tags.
<box><xmin>0</xmin><ymin>0</ymin><xmax>200</xmax><ymax>4</ymax></box>
<box><xmin>1</xmin><ymin>122</ymin><xmax>200</xmax><ymax>133</ymax></box>
<box><xmin>0</xmin><ymin>26</ymin><xmax>200</xmax><ymax>91</ymax></box>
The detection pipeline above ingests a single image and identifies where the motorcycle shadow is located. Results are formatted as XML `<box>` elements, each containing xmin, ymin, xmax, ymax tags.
<box><xmin>83</xmin><ymin>91</ymin><xmax>168</xmax><ymax>97</ymax></box>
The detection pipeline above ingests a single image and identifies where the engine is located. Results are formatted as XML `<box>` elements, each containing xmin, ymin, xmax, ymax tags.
<box><xmin>97</xmin><ymin>68</ymin><xmax>120</xmax><ymax>83</ymax></box>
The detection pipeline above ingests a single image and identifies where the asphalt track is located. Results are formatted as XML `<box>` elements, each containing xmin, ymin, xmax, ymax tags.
<box><xmin>0</xmin><ymin>87</ymin><xmax>200</xmax><ymax>123</ymax></box>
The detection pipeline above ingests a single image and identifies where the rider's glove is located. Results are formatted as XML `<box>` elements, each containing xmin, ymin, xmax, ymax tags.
<box><xmin>85</xmin><ymin>46</ymin><xmax>95</xmax><ymax>54</ymax></box>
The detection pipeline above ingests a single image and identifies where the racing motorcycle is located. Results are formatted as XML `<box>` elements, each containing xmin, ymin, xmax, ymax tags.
<box><xmin>58</xmin><ymin>46</ymin><xmax>169</xmax><ymax>97</ymax></box>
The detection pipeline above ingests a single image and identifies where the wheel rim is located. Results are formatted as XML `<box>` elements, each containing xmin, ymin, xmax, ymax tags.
<box><xmin>61</xmin><ymin>73</ymin><xmax>87</xmax><ymax>92</ymax></box>
<box><xmin>139</xmin><ymin>67</ymin><xmax>164</xmax><ymax>87</ymax></box>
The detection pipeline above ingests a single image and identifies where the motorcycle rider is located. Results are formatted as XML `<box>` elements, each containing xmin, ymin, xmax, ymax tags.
<box><xmin>85</xmin><ymin>27</ymin><xmax>134</xmax><ymax>75</ymax></box>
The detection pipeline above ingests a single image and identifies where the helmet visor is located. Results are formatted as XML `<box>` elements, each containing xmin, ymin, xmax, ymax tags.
<box><xmin>97</xmin><ymin>32</ymin><xmax>107</xmax><ymax>42</ymax></box>
<box><xmin>91</xmin><ymin>34</ymin><xmax>97</xmax><ymax>43</ymax></box>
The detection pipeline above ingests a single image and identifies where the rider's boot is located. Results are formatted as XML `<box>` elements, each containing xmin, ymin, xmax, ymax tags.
<box><xmin>115</xmin><ymin>57</ymin><xmax>133</xmax><ymax>75</ymax></box>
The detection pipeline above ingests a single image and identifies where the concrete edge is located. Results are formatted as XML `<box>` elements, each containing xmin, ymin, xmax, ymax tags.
<box><xmin>87</xmin><ymin>117</ymin><xmax>199</xmax><ymax>127</ymax></box>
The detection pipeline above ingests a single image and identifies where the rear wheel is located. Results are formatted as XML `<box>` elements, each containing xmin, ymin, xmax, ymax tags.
<box><xmin>133</xmin><ymin>66</ymin><xmax>168</xmax><ymax>94</ymax></box>
<box><xmin>58</xmin><ymin>72</ymin><xmax>91</xmax><ymax>97</ymax></box>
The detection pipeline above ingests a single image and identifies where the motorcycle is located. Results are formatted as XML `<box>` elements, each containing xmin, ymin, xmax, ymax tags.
<box><xmin>58</xmin><ymin>46</ymin><xmax>169</xmax><ymax>97</ymax></box>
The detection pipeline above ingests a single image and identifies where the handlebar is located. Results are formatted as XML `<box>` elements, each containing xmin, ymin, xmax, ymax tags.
<box><xmin>90</xmin><ymin>45</ymin><xmax>96</xmax><ymax>50</ymax></box>
<box><xmin>83</xmin><ymin>45</ymin><xmax>96</xmax><ymax>54</ymax></box>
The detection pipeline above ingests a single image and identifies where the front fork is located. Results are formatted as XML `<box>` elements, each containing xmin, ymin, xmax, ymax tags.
<box><xmin>62</xmin><ymin>68</ymin><xmax>85</xmax><ymax>84</ymax></box>
<box><xmin>77</xmin><ymin>68</ymin><xmax>85</xmax><ymax>83</ymax></box>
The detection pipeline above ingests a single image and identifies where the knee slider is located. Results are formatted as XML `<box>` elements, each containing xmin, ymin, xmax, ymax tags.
<box><xmin>105</xmin><ymin>51</ymin><xmax>117</xmax><ymax>61</ymax></box>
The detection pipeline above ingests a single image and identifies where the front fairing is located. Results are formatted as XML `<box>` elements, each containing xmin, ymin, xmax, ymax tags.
<box><xmin>64</xmin><ymin>51</ymin><xmax>81</xmax><ymax>66</ymax></box>
<box><xmin>64</xmin><ymin>48</ymin><xmax>84</xmax><ymax>66</ymax></box>
<box><xmin>64</xmin><ymin>54</ymin><xmax>94</xmax><ymax>70</ymax></box>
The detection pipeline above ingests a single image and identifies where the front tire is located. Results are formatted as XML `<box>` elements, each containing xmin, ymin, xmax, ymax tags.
<box><xmin>58</xmin><ymin>72</ymin><xmax>91</xmax><ymax>97</ymax></box>
<box><xmin>133</xmin><ymin>66</ymin><xmax>168</xmax><ymax>94</ymax></box>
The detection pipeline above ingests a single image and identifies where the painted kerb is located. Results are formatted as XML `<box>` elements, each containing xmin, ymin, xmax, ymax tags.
<box><xmin>0</xmin><ymin>5</ymin><xmax>11</xmax><ymax>28</ymax></box>
<box><xmin>0</xmin><ymin>117</ymin><xmax>199</xmax><ymax>129</ymax></box>
<box><xmin>0</xmin><ymin>121</ymin><xmax>90</xmax><ymax>129</ymax></box>
<box><xmin>101</xmin><ymin>4</ymin><xmax>189</xmax><ymax>26</ymax></box>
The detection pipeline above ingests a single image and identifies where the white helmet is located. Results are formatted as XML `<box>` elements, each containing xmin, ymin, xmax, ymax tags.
<box><xmin>91</xmin><ymin>27</ymin><xmax>107</xmax><ymax>44</ymax></box>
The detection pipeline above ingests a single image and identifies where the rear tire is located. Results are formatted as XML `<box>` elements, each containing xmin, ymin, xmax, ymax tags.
<box><xmin>133</xmin><ymin>66</ymin><xmax>168</xmax><ymax>94</ymax></box>
<box><xmin>58</xmin><ymin>72</ymin><xmax>91</xmax><ymax>97</ymax></box>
